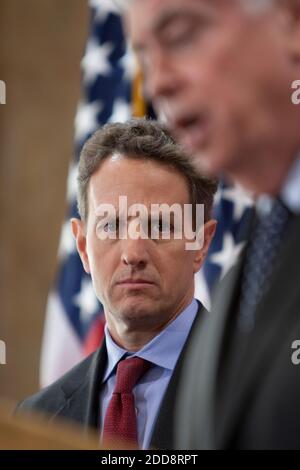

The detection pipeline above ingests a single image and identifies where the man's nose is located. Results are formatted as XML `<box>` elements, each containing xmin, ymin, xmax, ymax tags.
<box><xmin>144</xmin><ymin>51</ymin><xmax>180</xmax><ymax>101</ymax></box>
<box><xmin>121</xmin><ymin>238</ymin><xmax>150</xmax><ymax>268</ymax></box>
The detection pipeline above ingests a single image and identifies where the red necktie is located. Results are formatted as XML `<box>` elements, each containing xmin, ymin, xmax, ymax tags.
<box><xmin>102</xmin><ymin>357</ymin><xmax>152</xmax><ymax>446</ymax></box>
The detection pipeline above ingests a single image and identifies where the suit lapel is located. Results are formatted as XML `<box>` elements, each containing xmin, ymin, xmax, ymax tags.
<box><xmin>59</xmin><ymin>341</ymin><xmax>108</xmax><ymax>431</ymax></box>
<box><xmin>203</xmin><ymin>209</ymin><xmax>256</xmax><ymax>445</ymax></box>
<box><xmin>196</xmin><ymin>254</ymin><xmax>245</xmax><ymax>449</ymax></box>
<box><xmin>218</xmin><ymin>214</ymin><xmax>300</xmax><ymax>447</ymax></box>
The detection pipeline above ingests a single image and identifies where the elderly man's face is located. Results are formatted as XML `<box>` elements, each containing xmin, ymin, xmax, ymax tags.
<box><xmin>128</xmin><ymin>0</ymin><xmax>300</xmax><ymax>194</ymax></box>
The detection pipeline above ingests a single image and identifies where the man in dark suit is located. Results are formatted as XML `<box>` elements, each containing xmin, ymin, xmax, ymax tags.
<box><xmin>126</xmin><ymin>0</ymin><xmax>300</xmax><ymax>449</ymax></box>
<box><xmin>18</xmin><ymin>119</ymin><xmax>217</xmax><ymax>449</ymax></box>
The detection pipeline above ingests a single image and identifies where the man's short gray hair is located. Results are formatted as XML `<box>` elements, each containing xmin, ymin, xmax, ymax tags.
<box><xmin>77</xmin><ymin>118</ymin><xmax>218</xmax><ymax>223</ymax></box>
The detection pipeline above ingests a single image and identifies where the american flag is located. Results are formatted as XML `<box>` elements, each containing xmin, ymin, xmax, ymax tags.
<box><xmin>40</xmin><ymin>0</ymin><xmax>254</xmax><ymax>388</ymax></box>
<box><xmin>197</xmin><ymin>180</ymin><xmax>254</xmax><ymax>308</ymax></box>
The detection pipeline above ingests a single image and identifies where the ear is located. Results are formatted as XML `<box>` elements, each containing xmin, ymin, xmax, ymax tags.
<box><xmin>193</xmin><ymin>219</ymin><xmax>217</xmax><ymax>273</ymax></box>
<box><xmin>71</xmin><ymin>218</ymin><xmax>90</xmax><ymax>274</ymax></box>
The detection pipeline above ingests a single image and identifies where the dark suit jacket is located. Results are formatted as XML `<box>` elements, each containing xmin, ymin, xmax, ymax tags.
<box><xmin>176</xmin><ymin>214</ymin><xmax>300</xmax><ymax>449</ymax></box>
<box><xmin>18</xmin><ymin>300</ymin><xmax>204</xmax><ymax>450</ymax></box>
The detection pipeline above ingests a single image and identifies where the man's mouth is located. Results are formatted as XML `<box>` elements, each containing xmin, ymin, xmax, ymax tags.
<box><xmin>170</xmin><ymin>112</ymin><xmax>210</xmax><ymax>154</ymax></box>
<box><xmin>116</xmin><ymin>279</ymin><xmax>155</xmax><ymax>289</ymax></box>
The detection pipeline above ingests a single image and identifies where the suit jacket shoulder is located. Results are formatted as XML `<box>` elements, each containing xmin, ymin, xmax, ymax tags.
<box><xmin>17</xmin><ymin>342</ymin><xmax>107</xmax><ymax>427</ymax></box>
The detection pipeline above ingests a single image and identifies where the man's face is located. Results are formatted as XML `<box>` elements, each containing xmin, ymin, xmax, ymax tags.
<box><xmin>128</xmin><ymin>0</ymin><xmax>300</xmax><ymax>194</ymax></box>
<box><xmin>72</xmin><ymin>155</ymin><xmax>215</xmax><ymax>337</ymax></box>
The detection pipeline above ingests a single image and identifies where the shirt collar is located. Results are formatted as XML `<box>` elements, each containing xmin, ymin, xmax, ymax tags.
<box><xmin>256</xmin><ymin>153</ymin><xmax>300</xmax><ymax>217</ymax></box>
<box><xmin>102</xmin><ymin>299</ymin><xmax>199</xmax><ymax>383</ymax></box>
<box><xmin>280</xmin><ymin>153</ymin><xmax>300</xmax><ymax>214</ymax></box>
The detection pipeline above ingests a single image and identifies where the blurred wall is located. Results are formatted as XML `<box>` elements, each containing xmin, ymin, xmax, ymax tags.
<box><xmin>0</xmin><ymin>0</ymin><xmax>88</xmax><ymax>400</ymax></box>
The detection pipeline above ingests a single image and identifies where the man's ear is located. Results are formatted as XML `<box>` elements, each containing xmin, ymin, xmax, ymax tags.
<box><xmin>193</xmin><ymin>219</ymin><xmax>217</xmax><ymax>273</ymax></box>
<box><xmin>71</xmin><ymin>218</ymin><xmax>90</xmax><ymax>274</ymax></box>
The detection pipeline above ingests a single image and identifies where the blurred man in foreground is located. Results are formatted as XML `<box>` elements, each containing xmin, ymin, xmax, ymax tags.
<box><xmin>18</xmin><ymin>119</ymin><xmax>216</xmax><ymax>449</ymax></box>
<box><xmin>126</xmin><ymin>0</ymin><xmax>300</xmax><ymax>449</ymax></box>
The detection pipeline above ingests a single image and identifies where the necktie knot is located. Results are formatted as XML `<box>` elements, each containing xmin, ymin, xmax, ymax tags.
<box><xmin>114</xmin><ymin>357</ymin><xmax>152</xmax><ymax>394</ymax></box>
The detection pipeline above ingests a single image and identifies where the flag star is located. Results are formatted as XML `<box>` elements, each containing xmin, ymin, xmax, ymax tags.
<box><xmin>73</xmin><ymin>278</ymin><xmax>99</xmax><ymax>323</ymax></box>
<box><xmin>89</xmin><ymin>0</ymin><xmax>121</xmax><ymax>21</ymax></box>
<box><xmin>222</xmin><ymin>184</ymin><xmax>254</xmax><ymax>221</ymax></box>
<box><xmin>81</xmin><ymin>39</ymin><xmax>113</xmax><ymax>85</ymax></box>
<box><xmin>58</xmin><ymin>221</ymin><xmax>77</xmax><ymax>260</ymax></box>
<box><xmin>213</xmin><ymin>185</ymin><xmax>223</xmax><ymax>207</ymax></box>
<box><xmin>119</xmin><ymin>44</ymin><xmax>137</xmax><ymax>81</ymax></box>
<box><xmin>109</xmin><ymin>98</ymin><xmax>131</xmax><ymax>123</ymax></box>
<box><xmin>74</xmin><ymin>100</ymin><xmax>102</xmax><ymax>142</ymax></box>
<box><xmin>210</xmin><ymin>233</ymin><xmax>245</xmax><ymax>279</ymax></box>
<box><xmin>67</xmin><ymin>162</ymin><xmax>78</xmax><ymax>204</ymax></box>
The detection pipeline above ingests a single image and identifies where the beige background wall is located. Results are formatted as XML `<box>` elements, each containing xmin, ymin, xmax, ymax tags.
<box><xmin>0</xmin><ymin>0</ymin><xmax>88</xmax><ymax>401</ymax></box>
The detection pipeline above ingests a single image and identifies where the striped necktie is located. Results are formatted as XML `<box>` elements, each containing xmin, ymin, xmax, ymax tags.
<box><xmin>238</xmin><ymin>198</ymin><xmax>291</xmax><ymax>332</ymax></box>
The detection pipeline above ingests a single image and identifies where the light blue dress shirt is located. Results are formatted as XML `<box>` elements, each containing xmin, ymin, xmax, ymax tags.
<box><xmin>99</xmin><ymin>298</ymin><xmax>199</xmax><ymax>449</ymax></box>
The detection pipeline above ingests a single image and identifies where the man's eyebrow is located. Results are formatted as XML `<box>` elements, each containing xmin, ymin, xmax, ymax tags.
<box><xmin>152</xmin><ymin>9</ymin><xmax>197</xmax><ymax>34</ymax></box>
<box><xmin>133</xmin><ymin>9</ymin><xmax>196</xmax><ymax>53</ymax></box>
<box><xmin>95</xmin><ymin>213</ymin><xmax>118</xmax><ymax>221</ymax></box>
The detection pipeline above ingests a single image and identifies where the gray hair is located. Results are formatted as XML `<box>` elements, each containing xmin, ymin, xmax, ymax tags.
<box><xmin>77</xmin><ymin>118</ymin><xmax>218</xmax><ymax>223</ymax></box>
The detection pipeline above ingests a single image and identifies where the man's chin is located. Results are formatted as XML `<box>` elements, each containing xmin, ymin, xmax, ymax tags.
<box><xmin>185</xmin><ymin>146</ymin><xmax>218</xmax><ymax>176</ymax></box>
<box><xmin>118</xmin><ymin>311</ymin><xmax>161</xmax><ymax>333</ymax></box>
<box><xmin>120</xmin><ymin>306</ymin><xmax>153</xmax><ymax>321</ymax></box>
<box><xmin>113</xmin><ymin>298</ymin><xmax>155</xmax><ymax>320</ymax></box>
<box><xmin>193</xmin><ymin>145</ymin><xmax>240</xmax><ymax>181</ymax></box>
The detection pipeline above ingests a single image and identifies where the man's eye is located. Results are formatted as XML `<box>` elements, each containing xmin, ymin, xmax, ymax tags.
<box><xmin>104</xmin><ymin>221</ymin><xmax>119</xmax><ymax>233</ymax></box>
<box><xmin>151</xmin><ymin>221</ymin><xmax>161</xmax><ymax>232</ymax></box>
<box><xmin>160</xmin><ymin>14</ymin><xmax>214</xmax><ymax>50</ymax></box>
<box><xmin>163</xmin><ymin>28</ymin><xmax>193</xmax><ymax>46</ymax></box>
<box><xmin>96</xmin><ymin>220</ymin><xmax>118</xmax><ymax>237</ymax></box>
<box><xmin>161</xmin><ymin>21</ymin><xmax>199</xmax><ymax>48</ymax></box>
<box><xmin>104</xmin><ymin>223</ymin><xmax>114</xmax><ymax>232</ymax></box>
<box><xmin>151</xmin><ymin>220</ymin><xmax>173</xmax><ymax>233</ymax></box>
